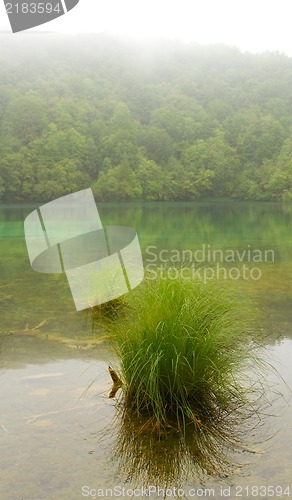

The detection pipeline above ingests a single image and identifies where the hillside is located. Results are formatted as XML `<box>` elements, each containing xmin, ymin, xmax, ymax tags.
<box><xmin>1</xmin><ymin>34</ymin><xmax>292</xmax><ymax>202</ymax></box>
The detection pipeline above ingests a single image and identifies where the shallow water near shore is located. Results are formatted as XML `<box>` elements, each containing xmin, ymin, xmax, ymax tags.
<box><xmin>1</xmin><ymin>201</ymin><xmax>292</xmax><ymax>499</ymax></box>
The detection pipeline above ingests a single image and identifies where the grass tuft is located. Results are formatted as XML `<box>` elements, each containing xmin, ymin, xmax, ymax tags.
<box><xmin>113</xmin><ymin>272</ymin><xmax>259</xmax><ymax>433</ymax></box>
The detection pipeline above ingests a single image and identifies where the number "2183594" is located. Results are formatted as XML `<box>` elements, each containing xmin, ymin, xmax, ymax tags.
<box><xmin>5</xmin><ymin>3</ymin><xmax>62</xmax><ymax>15</ymax></box>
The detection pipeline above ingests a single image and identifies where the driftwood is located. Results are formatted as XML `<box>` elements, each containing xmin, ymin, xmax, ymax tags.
<box><xmin>4</xmin><ymin>320</ymin><xmax>110</xmax><ymax>349</ymax></box>
<box><xmin>108</xmin><ymin>366</ymin><xmax>123</xmax><ymax>398</ymax></box>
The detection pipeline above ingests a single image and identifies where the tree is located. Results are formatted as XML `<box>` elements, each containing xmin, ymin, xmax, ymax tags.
<box><xmin>182</xmin><ymin>131</ymin><xmax>239</xmax><ymax>196</ymax></box>
<box><xmin>260</xmin><ymin>139</ymin><xmax>292</xmax><ymax>200</ymax></box>
<box><xmin>138</xmin><ymin>127</ymin><xmax>173</xmax><ymax>166</ymax></box>
<box><xmin>136</xmin><ymin>159</ymin><xmax>165</xmax><ymax>200</ymax></box>
<box><xmin>92</xmin><ymin>161</ymin><xmax>142</xmax><ymax>201</ymax></box>
<box><xmin>236</xmin><ymin>113</ymin><xmax>286</xmax><ymax>167</ymax></box>
<box><xmin>3</xmin><ymin>95</ymin><xmax>48</xmax><ymax>146</ymax></box>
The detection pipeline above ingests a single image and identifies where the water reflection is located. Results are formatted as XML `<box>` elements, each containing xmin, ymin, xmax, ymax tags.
<box><xmin>105</xmin><ymin>359</ymin><xmax>280</xmax><ymax>488</ymax></box>
<box><xmin>112</xmin><ymin>411</ymin><xmax>233</xmax><ymax>486</ymax></box>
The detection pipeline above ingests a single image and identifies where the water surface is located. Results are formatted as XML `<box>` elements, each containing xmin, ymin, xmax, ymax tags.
<box><xmin>1</xmin><ymin>202</ymin><xmax>292</xmax><ymax>499</ymax></box>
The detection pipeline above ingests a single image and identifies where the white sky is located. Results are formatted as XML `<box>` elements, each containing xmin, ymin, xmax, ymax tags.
<box><xmin>1</xmin><ymin>0</ymin><xmax>292</xmax><ymax>55</ymax></box>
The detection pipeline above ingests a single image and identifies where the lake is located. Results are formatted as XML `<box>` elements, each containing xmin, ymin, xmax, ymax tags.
<box><xmin>1</xmin><ymin>201</ymin><xmax>292</xmax><ymax>499</ymax></box>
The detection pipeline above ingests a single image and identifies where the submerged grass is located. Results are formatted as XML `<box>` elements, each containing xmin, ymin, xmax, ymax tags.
<box><xmin>112</xmin><ymin>272</ymin><xmax>261</xmax><ymax>434</ymax></box>
<box><xmin>85</xmin><ymin>296</ymin><xmax>128</xmax><ymax>331</ymax></box>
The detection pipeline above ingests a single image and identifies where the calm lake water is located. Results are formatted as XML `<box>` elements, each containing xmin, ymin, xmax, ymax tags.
<box><xmin>1</xmin><ymin>201</ymin><xmax>292</xmax><ymax>499</ymax></box>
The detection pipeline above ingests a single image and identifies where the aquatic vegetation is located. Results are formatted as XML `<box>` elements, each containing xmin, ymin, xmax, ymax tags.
<box><xmin>87</xmin><ymin>296</ymin><xmax>127</xmax><ymax>320</ymax></box>
<box><xmin>83</xmin><ymin>261</ymin><xmax>132</xmax><ymax>333</ymax></box>
<box><xmin>85</xmin><ymin>296</ymin><xmax>129</xmax><ymax>335</ymax></box>
<box><xmin>112</xmin><ymin>272</ymin><xmax>263</xmax><ymax>436</ymax></box>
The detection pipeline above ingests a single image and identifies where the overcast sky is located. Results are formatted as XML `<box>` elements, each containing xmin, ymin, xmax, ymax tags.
<box><xmin>1</xmin><ymin>0</ymin><xmax>292</xmax><ymax>55</ymax></box>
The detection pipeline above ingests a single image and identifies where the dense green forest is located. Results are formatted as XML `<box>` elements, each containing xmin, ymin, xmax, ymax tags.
<box><xmin>1</xmin><ymin>34</ymin><xmax>292</xmax><ymax>202</ymax></box>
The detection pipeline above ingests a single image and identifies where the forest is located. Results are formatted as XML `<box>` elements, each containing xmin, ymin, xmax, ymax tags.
<box><xmin>0</xmin><ymin>34</ymin><xmax>292</xmax><ymax>202</ymax></box>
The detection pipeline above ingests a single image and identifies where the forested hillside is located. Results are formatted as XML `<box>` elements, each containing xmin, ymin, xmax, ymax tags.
<box><xmin>1</xmin><ymin>34</ymin><xmax>292</xmax><ymax>202</ymax></box>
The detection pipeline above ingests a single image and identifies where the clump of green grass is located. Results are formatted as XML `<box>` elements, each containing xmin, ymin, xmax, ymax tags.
<box><xmin>113</xmin><ymin>272</ymin><xmax>259</xmax><ymax>433</ymax></box>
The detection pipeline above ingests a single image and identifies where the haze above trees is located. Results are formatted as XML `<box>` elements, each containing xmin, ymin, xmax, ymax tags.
<box><xmin>0</xmin><ymin>35</ymin><xmax>292</xmax><ymax>202</ymax></box>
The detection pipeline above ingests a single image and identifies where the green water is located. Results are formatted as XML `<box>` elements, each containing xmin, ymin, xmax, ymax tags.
<box><xmin>1</xmin><ymin>201</ymin><xmax>292</xmax><ymax>336</ymax></box>
<box><xmin>1</xmin><ymin>201</ymin><xmax>292</xmax><ymax>499</ymax></box>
